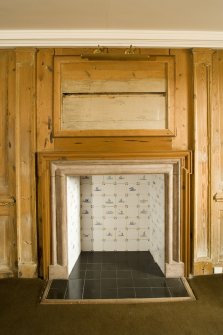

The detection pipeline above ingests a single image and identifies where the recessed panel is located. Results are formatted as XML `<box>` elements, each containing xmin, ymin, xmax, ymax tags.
<box><xmin>54</xmin><ymin>56</ymin><xmax>175</xmax><ymax>136</ymax></box>
<box><xmin>0</xmin><ymin>216</ymin><xmax>8</xmax><ymax>264</ymax></box>
<box><xmin>62</xmin><ymin>94</ymin><xmax>166</xmax><ymax>130</ymax></box>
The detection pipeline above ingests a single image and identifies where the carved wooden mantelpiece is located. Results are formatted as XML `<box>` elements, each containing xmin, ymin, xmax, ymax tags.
<box><xmin>37</xmin><ymin>151</ymin><xmax>192</xmax><ymax>279</ymax></box>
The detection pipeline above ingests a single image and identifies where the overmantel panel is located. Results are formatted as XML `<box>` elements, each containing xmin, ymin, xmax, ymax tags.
<box><xmin>36</xmin><ymin>48</ymin><xmax>194</xmax><ymax>153</ymax></box>
<box><xmin>53</xmin><ymin>54</ymin><xmax>175</xmax><ymax>137</ymax></box>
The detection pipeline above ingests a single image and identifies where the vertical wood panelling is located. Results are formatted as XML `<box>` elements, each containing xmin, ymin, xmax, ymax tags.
<box><xmin>15</xmin><ymin>49</ymin><xmax>37</xmax><ymax>277</ymax></box>
<box><xmin>0</xmin><ymin>52</ymin><xmax>8</xmax><ymax>193</ymax></box>
<box><xmin>7</xmin><ymin>52</ymin><xmax>16</xmax><ymax>197</ymax></box>
<box><xmin>2</xmin><ymin>47</ymin><xmax>223</xmax><ymax>278</ymax></box>
<box><xmin>0</xmin><ymin>51</ymin><xmax>16</xmax><ymax>278</ymax></box>
<box><xmin>193</xmin><ymin>49</ymin><xmax>213</xmax><ymax>274</ymax></box>
<box><xmin>0</xmin><ymin>216</ymin><xmax>7</xmax><ymax>264</ymax></box>
<box><xmin>219</xmin><ymin>211</ymin><xmax>223</xmax><ymax>260</ymax></box>
<box><xmin>218</xmin><ymin>52</ymin><xmax>223</xmax><ymax>264</ymax></box>
<box><xmin>170</xmin><ymin>49</ymin><xmax>193</xmax><ymax>150</ymax></box>
<box><xmin>36</xmin><ymin>49</ymin><xmax>54</xmax><ymax>152</ymax></box>
<box><xmin>0</xmin><ymin>207</ymin><xmax>16</xmax><ymax>277</ymax></box>
<box><xmin>211</xmin><ymin>50</ymin><xmax>223</xmax><ymax>266</ymax></box>
<box><xmin>218</xmin><ymin>52</ymin><xmax>223</xmax><ymax>186</ymax></box>
<box><xmin>211</xmin><ymin>50</ymin><xmax>221</xmax><ymax>266</ymax></box>
<box><xmin>218</xmin><ymin>50</ymin><xmax>223</xmax><ymax>266</ymax></box>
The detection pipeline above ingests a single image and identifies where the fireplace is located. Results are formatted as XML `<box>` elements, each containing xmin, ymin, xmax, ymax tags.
<box><xmin>38</xmin><ymin>151</ymin><xmax>191</xmax><ymax>279</ymax></box>
<box><xmin>38</xmin><ymin>152</ymin><xmax>191</xmax><ymax>279</ymax></box>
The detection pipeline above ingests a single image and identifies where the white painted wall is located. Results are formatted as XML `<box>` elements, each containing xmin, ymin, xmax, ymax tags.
<box><xmin>66</xmin><ymin>176</ymin><xmax>81</xmax><ymax>275</ymax></box>
<box><xmin>1</xmin><ymin>0</ymin><xmax>223</xmax><ymax>31</ymax></box>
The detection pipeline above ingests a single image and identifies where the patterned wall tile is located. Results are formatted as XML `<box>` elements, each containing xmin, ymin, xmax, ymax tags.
<box><xmin>79</xmin><ymin>174</ymin><xmax>165</xmax><ymax>271</ymax></box>
<box><xmin>126</xmin><ymin>239</ymin><xmax>138</xmax><ymax>251</ymax></box>
<box><xmin>127</xmin><ymin>229</ymin><xmax>138</xmax><ymax>239</ymax></box>
<box><xmin>116</xmin><ymin>240</ymin><xmax>127</xmax><ymax>251</ymax></box>
<box><xmin>116</xmin><ymin>229</ymin><xmax>127</xmax><ymax>240</ymax></box>
<box><xmin>103</xmin><ymin>240</ymin><xmax>115</xmax><ymax>251</ymax></box>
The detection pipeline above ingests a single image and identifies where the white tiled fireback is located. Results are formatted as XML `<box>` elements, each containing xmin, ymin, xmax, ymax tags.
<box><xmin>80</xmin><ymin>174</ymin><xmax>165</xmax><ymax>272</ymax></box>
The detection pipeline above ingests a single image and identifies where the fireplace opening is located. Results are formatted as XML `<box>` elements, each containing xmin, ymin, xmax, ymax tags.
<box><xmin>48</xmin><ymin>159</ymin><xmax>186</xmax><ymax>282</ymax></box>
<box><xmin>67</xmin><ymin>174</ymin><xmax>165</xmax><ymax>277</ymax></box>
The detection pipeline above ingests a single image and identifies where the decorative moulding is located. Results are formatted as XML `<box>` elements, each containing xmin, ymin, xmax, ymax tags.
<box><xmin>214</xmin><ymin>192</ymin><xmax>223</xmax><ymax>202</ymax></box>
<box><xmin>1</xmin><ymin>29</ymin><xmax>223</xmax><ymax>48</ymax></box>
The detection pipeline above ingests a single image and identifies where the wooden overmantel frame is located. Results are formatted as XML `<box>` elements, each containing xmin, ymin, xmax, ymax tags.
<box><xmin>37</xmin><ymin>151</ymin><xmax>192</xmax><ymax>279</ymax></box>
<box><xmin>53</xmin><ymin>55</ymin><xmax>175</xmax><ymax>137</ymax></box>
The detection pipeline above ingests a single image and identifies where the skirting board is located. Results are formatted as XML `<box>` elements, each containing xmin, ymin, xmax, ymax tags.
<box><xmin>18</xmin><ymin>263</ymin><xmax>38</xmax><ymax>278</ymax></box>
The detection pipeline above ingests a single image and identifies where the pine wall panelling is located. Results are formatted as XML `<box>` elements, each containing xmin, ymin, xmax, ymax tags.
<box><xmin>15</xmin><ymin>49</ymin><xmax>37</xmax><ymax>278</ymax></box>
<box><xmin>0</xmin><ymin>51</ymin><xmax>17</xmax><ymax>278</ymax></box>
<box><xmin>170</xmin><ymin>49</ymin><xmax>193</xmax><ymax>150</ymax></box>
<box><xmin>1</xmin><ymin>47</ymin><xmax>223</xmax><ymax>278</ymax></box>
<box><xmin>193</xmin><ymin>49</ymin><xmax>214</xmax><ymax>275</ymax></box>
<box><xmin>212</xmin><ymin>51</ymin><xmax>223</xmax><ymax>267</ymax></box>
<box><xmin>36</xmin><ymin>49</ymin><xmax>55</xmax><ymax>152</ymax></box>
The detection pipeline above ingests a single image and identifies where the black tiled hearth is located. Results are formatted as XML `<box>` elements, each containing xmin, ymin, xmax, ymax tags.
<box><xmin>45</xmin><ymin>251</ymin><xmax>191</xmax><ymax>301</ymax></box>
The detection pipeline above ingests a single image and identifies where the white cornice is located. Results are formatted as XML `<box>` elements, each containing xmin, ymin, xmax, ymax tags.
<box><xmin>1</xmin><ymin>29</ymin><xmax>223</xmax><ymax>48</ymax></box>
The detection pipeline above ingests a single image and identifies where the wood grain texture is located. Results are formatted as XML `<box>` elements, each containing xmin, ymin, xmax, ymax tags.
<box><xmin>15</xmin><ymin>49</ymin><xmax>37</xmax><ymax>278</ymax></box>
<box><xmin>217</xmin><ymin>51</ymin><xmax>223</xmax><ymax>263</ymax></box>
<box><xmin>193</xmin><ymin>261</ymin><xmax>213</xmax><ymax>276</ymax></box>
<box><xmin>36</xmin><ymin>49</ymin><xmax>54</xmax><ymax>151</ymax></box>
<box><xmin>0</xmin><ymin>51</ymin><xmax>8</xmax><ymax>193</ymax></box>
<box><xmin>170</xmin><ymin>49</ymin><xmax>193</xmax><ymax>150</ymax></box>
<box><xmin>54</xmin><ymin>137</ymin><xmax>172</xmax><ymax>152</ymax></box>
<box><xmin>193</xmin><ymin>49</ymin><xmax>213</xmax><ymax>272</ymax></box>
<box><xmin>211</xmin><ymin>50</ymin><xmax>223</xmax><ymax>267</ymax></box>
<box><xmin>0</xmin><ymin>207</ymin><xmax>16</xmax><ymax>278</ymax></box>
<box><xmin>217</xmin><ymin>51</ymin><xmax>223</xmax><ymax>187</ymax></box>
<box><xmin>219</xmin><ymin>211</ymin><xmax>223</xmax><ymax>260</ymax></box>
<box><xmin>0</xmin><ymin>50</ymin><xmax>17</xmax><ymax>278</ymax></box>
<box><xmin>62</xmin><ymin>94</ymin><xmax>166</xmax><ymax>130</ymax></box>
<box><xmin>62</xmin><ymin>79</ymin><xmax>166</xmax><ymax>93</ymax></box>
<box><xmin>54</xmin><ymin>55</ymin><xmax>175</xmax><ymax>137</ymax></box>
<box><xmin>2</xmin><ymin>47</ymin><xmax>223</xmax><ymax>278</ymax></box>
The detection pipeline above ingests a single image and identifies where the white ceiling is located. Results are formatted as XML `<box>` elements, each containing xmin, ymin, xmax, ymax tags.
<box><xmin>0</xmin><ymin>0</ymin><xmax>223</xmax><ymax>31</ymax></box>
<box><xmin>1</xmin><ymin>0</ymin><xmax>223</xmax><ymax>47</ymax></box>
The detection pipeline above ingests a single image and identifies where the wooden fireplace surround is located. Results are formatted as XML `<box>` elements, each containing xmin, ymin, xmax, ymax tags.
<box><xmin>37</xmin><ymin>151</ymin><xmax>192</xmax><ymax>279</ymax></box>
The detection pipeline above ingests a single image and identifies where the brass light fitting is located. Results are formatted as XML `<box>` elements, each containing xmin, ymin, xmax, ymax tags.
<box><xmin>81</xmin><ymin>45</ymin><xmax>150</xmax><ymax>61</ymax></box>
